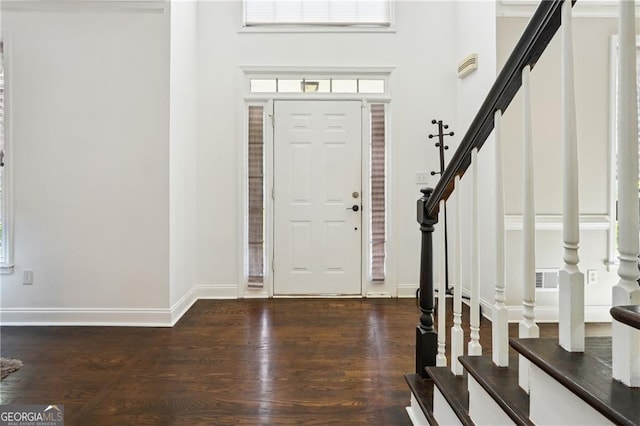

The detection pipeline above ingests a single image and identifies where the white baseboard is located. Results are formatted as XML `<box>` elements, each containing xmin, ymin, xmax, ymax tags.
<box><xmin>397</xmin><ymin>283</ymin><xmax>419</xmax><ymax>298</ymax></box>
<box><xmin>243</xmin><ymin>287</ymin><xmax>270</xmax><ymax>299</ymax></box>
<box><xmin>457</xmin><ymin>289</ymin><xmax>612</xmax><ymax>324</ymax></box>
<box><xmin>505</xmin><ymin>304</ymin><xmax>612</xmax><ymax>323</ymax></box>
<box><xmin>1</xmin><ymin>283</ymin><xmax>613</xmax><ymax>327</ymax></box>
<box><xmin>170</xmin><ymin>286</ymin><xmax>199</xmax><ymax>326</ymax></box>
<box><xmin>0</xmin><ymin>283</ymin><xmax>240</xmax><ymax>327</ymax></box>
<box><xmin>196</xmin><ymin>284</ymin><xmax>239</xmax><ymax>299</ymax></box>
<box><xmin>366</xmin><ymin>291</ymin><xmax>393</xmax><ymax>298</ymax></box>
<box><xmin>0</xmin><ymin>307</ymin><xmax>172</xmax><ymax>327</ymax></box>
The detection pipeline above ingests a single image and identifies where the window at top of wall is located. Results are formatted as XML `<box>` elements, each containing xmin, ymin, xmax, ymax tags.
<box><xmin>244</xmin><ymin>0</ymin><xmax>392</xmax><ymax>28</ymax></box>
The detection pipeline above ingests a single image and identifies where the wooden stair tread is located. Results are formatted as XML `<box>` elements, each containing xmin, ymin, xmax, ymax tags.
<box><xmin>511</xmin><ymin>336</ymin><xmax>640</xmax><ymax>426</ymax></box>
<box><xmin>404</xmin><ymin>373</ymin><xmax>438</xmax><ymax>426</ymax></box>
<box><xmin>459</xmin><ymin>355</ymin><xmax>533</xmax><ymax>426</ymax></box>
<box><xmin>425</xmin><ymin>367</ymin><xmax>473</xmax><ymax>425</ymax></box>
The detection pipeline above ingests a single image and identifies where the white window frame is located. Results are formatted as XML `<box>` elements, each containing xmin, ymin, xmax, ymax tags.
<box><xmin>239</xmin><ymin>66</ymin><xmax>393</xmax><ymax>297</ymax></box>
<box><xmin>607</xmin><ymin>35</ymin><xmax>640</xmax><ymax>271</ymax></box>
<box><xmin>240</xmin><ymin>0</ymin><xmax>395</xmax><ymax>33</ymax></box>
<box><xmin>1</xmin><ymin>34</ymin><xmax>13</xmax><ymax>275</ymax></box>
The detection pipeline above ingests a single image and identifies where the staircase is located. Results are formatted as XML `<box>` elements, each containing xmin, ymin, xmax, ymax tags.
<box><xmin>406</xmin><ymin>0</ymin><xmax>640</xmax><ymax>424</ymax></box>
<box><xmin>407</xmin><ymin>333</ymin><xmax>640</xmax><ymax>425</ymax></box>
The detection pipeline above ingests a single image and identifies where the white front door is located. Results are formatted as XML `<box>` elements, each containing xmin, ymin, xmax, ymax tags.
<box><xmin>273</xmin><ymin>100</ymin><xmax>362</xmax><ymax>295</ymax></box>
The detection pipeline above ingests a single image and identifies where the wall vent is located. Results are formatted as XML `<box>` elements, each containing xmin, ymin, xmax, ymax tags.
<box><xmin>457</xmin><ymin>54</ymin><xmax>478</xmax><ymax>79</ymax></box>
<box><xmin>535</xmin><ymin>269</ymin><xmax>559</xmax><ymax>290</ymax></box>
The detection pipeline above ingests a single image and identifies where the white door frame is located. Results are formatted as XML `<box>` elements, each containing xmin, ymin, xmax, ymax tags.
<box><xmin>240</xmin><ymin>81</ymin><xmax>392</xmax><ymax>298</ymax></box>
<box><xmin>241</xmin><ymin>97</ymin><xmax>391</xmax><ymax>299</ymax></box>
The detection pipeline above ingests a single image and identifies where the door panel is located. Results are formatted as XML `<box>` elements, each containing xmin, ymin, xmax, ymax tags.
<box><xmin>274</xmin><ymin>100</ymin><xmax>362</xmax><ymax>295</ymax></box>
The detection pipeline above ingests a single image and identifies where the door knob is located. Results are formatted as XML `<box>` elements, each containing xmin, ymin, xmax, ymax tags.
<box><xmin>347</xmin><ymin>205</ymin><xmax>360</xmax><ymax>212</ymax></box>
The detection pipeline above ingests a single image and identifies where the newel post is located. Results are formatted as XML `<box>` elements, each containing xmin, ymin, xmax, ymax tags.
<box><xmin>416</xmin><ymin>187</ymin><xmax>438</xmax><ymax>377</ymax></box>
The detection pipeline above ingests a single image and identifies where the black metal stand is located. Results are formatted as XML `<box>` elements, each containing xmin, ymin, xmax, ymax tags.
<box><xmin>429</xmin><ymin>120</ymin><xmax>454</xmax><ymax>295</ymax></box>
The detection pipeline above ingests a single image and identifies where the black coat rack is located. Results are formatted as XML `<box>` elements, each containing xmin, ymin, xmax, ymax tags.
<box><xmin>429</xmin><ymin>120</ymin><xmax>454</xmax><ymax>295</ymax></box>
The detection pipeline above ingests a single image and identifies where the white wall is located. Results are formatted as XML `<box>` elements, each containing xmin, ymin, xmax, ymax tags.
<box><xmin>169</xmin><ymin>1</ymin><xmax>198</xmax><ymax>316</ymax></box>
<box><xmin>497</xmin><ymin>17</ymin><xmax>635</xmax><ymax>320</ymax></box>
<box><xmin>0</xmin><ymin>2</ymin><xmax>172</xmax><ymax>324</ymax></box>
<box><xmin>452</xmin><ymin>1</ymin><xmax>498</xmax><ymax>305</ymax></box>
<box><xmin>196</xmin><ymin>1</ymin><xmax>458</xmax><ymax>298</ymax></box>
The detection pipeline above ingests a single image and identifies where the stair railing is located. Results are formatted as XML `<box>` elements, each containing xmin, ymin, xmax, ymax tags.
<box><xmin>415</xmin><ymin>0</ymin><xmax>582</xmax><ymax>382</ymax></box>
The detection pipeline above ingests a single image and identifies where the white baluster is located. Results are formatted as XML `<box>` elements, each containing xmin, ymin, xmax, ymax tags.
<box><xmin>493</xmin><ymin>110</ymin><xmax>509</xmax><ymax>367</ymax></box>
<box><xmin>612</xmin><ymin>0</ymin><xmax>640</xmax><ymax>387</ymax></box>
<box><xmin>559</xmin><ymin>0</ymin><xmax>585</xmax><ymax>353</ymax></box>
<box><xmin>520</xmin><ymin>65</ymin><xmax>540</xmax><ymax>392</ymax></box>
<box><xmin>451</xmin><ymin>176</ymin><xmax>464</xmax><ymax>375</ymax></box>
<box><xmin>468</xmin><ymin>147</ymin><xmax>482</xmax><ymax>356</ymax></box>
<box><xmin>437</xmin><ymin>200</ymin><xmax>447</xmax><ymax>367</ymax></box>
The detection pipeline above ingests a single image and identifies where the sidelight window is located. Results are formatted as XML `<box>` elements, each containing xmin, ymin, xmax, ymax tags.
<box><xmin>248</xmin><ymin>106</ymin><xmax>266</xmax><ymax>286</ymax></box>
<box><xmin>370</xmin><ymin>104</ymin><xmax>386</xmax><ymax>282</ymax></box>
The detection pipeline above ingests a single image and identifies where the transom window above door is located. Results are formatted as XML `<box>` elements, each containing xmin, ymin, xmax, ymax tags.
<box><xmin>250</xmin><ymin>78</ymin><xmax>385</xmax><ymax>94</ymax></box>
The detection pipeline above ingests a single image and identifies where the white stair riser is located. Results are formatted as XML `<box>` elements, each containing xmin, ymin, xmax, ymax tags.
<box><xmin>529</xmin><ymin>364</ymin><xmax>613</xmax><ymax>425</ymax></box>
<box><xmin>433</xmin><ymin>387</ymin><xmax>463</xmax><ymax>426</ymax></box>
<box><xmin>467</xmin><ymin>375</ymin><xmax>516</xmax><ymax>425</ymax></box>
<box><xmin>406</xmin><ymin>393</ymin><xmax>429</xmax><ymax>426</ymax></box>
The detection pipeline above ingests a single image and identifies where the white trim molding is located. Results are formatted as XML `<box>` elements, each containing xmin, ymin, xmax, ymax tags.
<box><xmin>474</xmin><ymin>294</ymin><xmax>611</xmax><ymax>324</ymax></box>
<box><xmin>0</xmin><ymin>307</ymin><xmax>173</xmax><ymax>327</ymax></box>
<box><xmin>239</xmin><ymin>66</ymin><xmax>395</xmax><ymax>299</ymax></box>
<box><xmin>504</xmin><ymin>304</ymin><xmax>613</xmax><ymax>323</ymax></box>
<box><xmin>0</xmin><ymin>284</ymin><xmax>240</xmax><ymax>327</ymax></box>
<box><xmin>169</xmin><ymin>286</ymin><xmax>198</xmax><ymax>326</ymax></box>
<box><xmin>0</xmin><ymin>32</ymin><xmax>14</xmax><ymax>275</ymax></box>
<box><xmin>397</xmin><ymin>283</ymin><xmax>419</xmax><ymax>298</ymax></box>
<box><xmin>1</xmin><ymin>0</ymin><xmax>168</xmax><ymax>13</ymax></box>
<box><xmin>238</xmin><ymin>26</ymin><xmax>396</xmax><ymax>35</ymax></box>
<box><xmin>196</xmin><ymin>284</ymin><xmax>240</xmax><ymax>300</ymax></box>
<box><xmin>504</xmin><ymin>214</ymin><xmax>610</xmax><ymax>231</ymax></box>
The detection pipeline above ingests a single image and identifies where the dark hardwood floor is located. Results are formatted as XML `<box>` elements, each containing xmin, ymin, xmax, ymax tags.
<box><xmin>0</xmin><ymin>298</ymin><xmax>611</xmax><ymax>425</ymax></box>
<box><xmin>1</xmin><ymin>299</ymin><xmax>419</xmax><ymax>425</ymax></box>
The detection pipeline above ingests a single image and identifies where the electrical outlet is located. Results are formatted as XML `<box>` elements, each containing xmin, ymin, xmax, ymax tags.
<box><xmin>587</xmin><ymin>269</ymin><xmax>597</xmax><ymax>285</ymax></box>
<box><xmin>23</xmin><ymin>270</ymin><xmax>34</xmax><ymax>285</ymax></box>
<box><xmin>416</xmin><ymin>172</ymin><xmax>430</xmax><ymax>184</ymax></box>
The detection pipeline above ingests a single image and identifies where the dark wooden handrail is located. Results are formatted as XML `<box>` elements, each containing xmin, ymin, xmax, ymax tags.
<box><xmin>610</xmin><ymin>305</ymin><xmax>640</xmax><ymax>330</ymax></box>
<box><xmin>425</xmin><ymin>0</ymin><xmax>574</xmax><ymax>219</ymax></box>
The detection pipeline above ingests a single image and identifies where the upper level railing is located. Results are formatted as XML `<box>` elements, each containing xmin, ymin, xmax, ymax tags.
<box><xmin>424</xmin><ymin>0</ymin><xmax>573</xmax><ymax>220</ymax></box>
